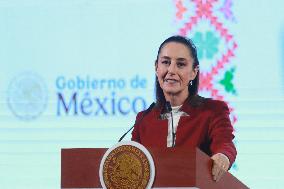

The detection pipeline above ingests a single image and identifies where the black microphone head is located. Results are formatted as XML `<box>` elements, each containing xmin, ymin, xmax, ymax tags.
<box><xmin>165</xmin><ymin>101</ymin><xmax>172</xmax><ymax>112</ymax></box>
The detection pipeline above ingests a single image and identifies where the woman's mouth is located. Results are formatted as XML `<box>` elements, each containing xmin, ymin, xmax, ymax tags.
<box><xmin>164</xmin><ymin>78</ymin><xmax>178</xmax><ymax>83</ymax></box>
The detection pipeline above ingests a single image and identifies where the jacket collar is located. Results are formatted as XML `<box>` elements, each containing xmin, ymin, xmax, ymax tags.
<box><xmin>153</xmin><ymin>95</ymin><xmax>207</xmax><ymax>119</ymax></box>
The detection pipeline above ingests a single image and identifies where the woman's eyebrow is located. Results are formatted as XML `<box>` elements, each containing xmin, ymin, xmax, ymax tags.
<box><xmin>160</xmin><ymin>56</ymin><xmax>188</xmax><ymax>61</ymax></box>
<box><xmin>160</xmin><ymin>56</ymin><xmax>171</xmax><ymax>59</ymax></box>
<box><xmin>176</xmin><ymin>58</ymin><xmax>187</xmax><ymax>61</ymax></box>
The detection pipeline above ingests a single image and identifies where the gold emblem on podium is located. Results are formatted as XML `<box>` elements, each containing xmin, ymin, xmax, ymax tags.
<box><xmin>99</xmin><ymin>141</ymin><xmax>155</xmax><ymax>189</ymax></box>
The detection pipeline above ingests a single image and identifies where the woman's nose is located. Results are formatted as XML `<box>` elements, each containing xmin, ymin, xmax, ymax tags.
<box><xmin>167</xmin><ymin>63</ymin><xmax>177</xmax><ymax>74</ymax></box>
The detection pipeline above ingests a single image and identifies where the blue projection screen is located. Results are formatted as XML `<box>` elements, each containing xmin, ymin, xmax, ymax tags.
<box><xmin>0</xmin><ymin>0</ymin><xmax>284</xmax><ymax>188</ymax></box>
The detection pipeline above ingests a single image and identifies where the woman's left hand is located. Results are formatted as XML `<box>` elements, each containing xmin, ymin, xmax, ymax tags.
<box><xmin>211</xmin><ymin>153</ymin><xmax>230</xmax><ymax>182</ymax></box>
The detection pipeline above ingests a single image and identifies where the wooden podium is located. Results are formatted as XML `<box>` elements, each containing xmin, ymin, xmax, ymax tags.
<box><xmin>61</xmin><ymin>147</ymin><xmax>249</xmax><ymax>189</ymax></box>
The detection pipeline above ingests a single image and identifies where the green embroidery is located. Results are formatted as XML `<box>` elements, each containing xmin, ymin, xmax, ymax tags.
<box><xmin>219</xmin><ymin>67</ymin><xmax>236</xmax><ymax>95</ymax></box>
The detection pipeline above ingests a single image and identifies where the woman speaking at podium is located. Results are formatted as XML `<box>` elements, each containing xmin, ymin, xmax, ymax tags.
<box><xmin>131</xmin><ymin>35</ymin><xmax>237</xmax><ymax>182</ymax></box>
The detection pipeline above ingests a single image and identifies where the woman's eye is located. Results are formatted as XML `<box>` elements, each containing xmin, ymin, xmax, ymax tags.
<box><xmin>177</xmin><ymin>62</ymin><xmax>186</xmax><ymax>67</ymax></box>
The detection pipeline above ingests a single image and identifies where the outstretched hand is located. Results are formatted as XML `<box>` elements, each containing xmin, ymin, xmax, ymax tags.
<box><xmin>211</xmin><ymin>153</ymin><xmax>230</xmax><ymax>182</ymax></box>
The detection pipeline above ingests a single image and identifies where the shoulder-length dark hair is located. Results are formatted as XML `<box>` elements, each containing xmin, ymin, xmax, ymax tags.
<box><xmin>155</xmin><ymin>35</ymin><xmax>200</xmax><ymax>107</ymax></box>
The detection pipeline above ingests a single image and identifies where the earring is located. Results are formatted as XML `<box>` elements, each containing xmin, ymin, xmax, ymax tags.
<box><xmin>190</xmin><ymin>80</ymin><xmax>193</xmax><ymax>86</ymax></box>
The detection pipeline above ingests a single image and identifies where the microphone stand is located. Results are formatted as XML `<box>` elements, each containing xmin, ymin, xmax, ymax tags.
<box><xmin>166</xmin><ymin>101</ymin><xmax>175</xmax><ymax>147</ymax></box>
<box><xmin>170</xmin><ymin>110</ymin><xmax>175</xmax><ymax>147</ymax></box>
<box><xmin>118</xmin><ymin>102</ymin><xmax>155</xmax><ymax>142</ymax></box>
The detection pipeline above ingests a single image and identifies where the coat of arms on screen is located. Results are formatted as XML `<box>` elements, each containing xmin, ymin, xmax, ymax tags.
<box><xmin>7</xmin><ymin>72</ymin><xmax>48</xmax><ymax>120</ymax></box>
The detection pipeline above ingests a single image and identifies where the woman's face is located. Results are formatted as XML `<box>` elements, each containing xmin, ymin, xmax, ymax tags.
<box><xmin>156</xmin><ymin>42</ymin><xmax>198</xmax><ymax>98</ymax></box>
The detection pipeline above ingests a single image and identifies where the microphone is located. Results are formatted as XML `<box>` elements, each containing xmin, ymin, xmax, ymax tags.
<box><xmin>166</xmin><ymin>101</ymin><xmax>175</xmax><ymax>147</ymax></box>
<box><xmin>165</xmin><ymin>101</ymin><xmax>172</xmax><ymax>112</ymax></box>
<box><xmin>118</xmin><ymin>102</ymin><xmax>156</xmax><ymax>142</ymax></box>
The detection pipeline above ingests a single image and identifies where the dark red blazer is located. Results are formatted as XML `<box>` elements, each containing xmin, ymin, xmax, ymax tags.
<box><xmin>131</xmin><ymin>97</ymin><xmax>237</xmax><ymax>167</ymax></box>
